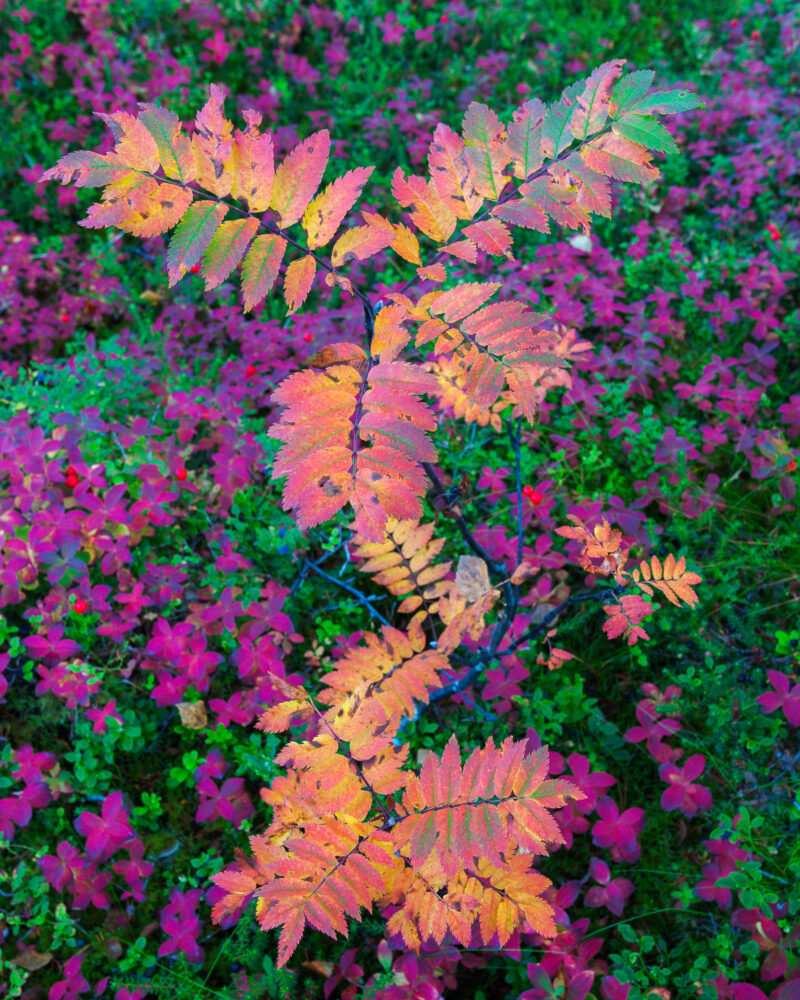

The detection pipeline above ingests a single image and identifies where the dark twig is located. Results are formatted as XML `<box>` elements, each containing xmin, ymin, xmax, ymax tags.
<box><xmin>289</xmin><ymin>540</ymin><xmax>347</xmax><ymax>598</ymax></box>
<box><xmin>501</xmin><ymin>583</ymin><xmax>628</xmax><ymax>659</ymax></box>
<box><xmin>421</xmin><ymin>582</ymin><xmax>628</xmax><ymax>717</ymax></box>
<box><xmin>510</xmin><ymin>417</ymin><xmax>524</xmax><ymax>568</ymax></box>
<box><xmin>422</xmin><ymin>461</ymin><xmax>504</xmax><ymax>573</ymax></box>
<box><xmin>428</xmin><ymin>661</ymin><xmax>486</xmax><ymax>705</ymax></box>
<box><xmin>304</xmin><ymin>559</ymin><xmax>391</xmax><ymax>628</ymax></box>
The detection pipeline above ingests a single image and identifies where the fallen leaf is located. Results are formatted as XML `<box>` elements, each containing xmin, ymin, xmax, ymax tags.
<box><xmin>11</xmin><ymin>949</ymin><xmax>52</xmax><ymax>971</ymax></box>
<box><xmin>510</xmin><ymin>561</ymin><xmax>536</xmax><ymax>585</ymax></box>
<box><xmin>455</xmin><ymin>555</ymin><xmax>491</xmax><ymax>602</ymax></box>
<box><xmin>176</xmin><ymin>701</ymin><xmax>207</xmax><ymax>729</ymax></box>
<box><xmin>302</xmin><ymin>961</ymin><xmax>335</xmax><ymax>977</ymax></box>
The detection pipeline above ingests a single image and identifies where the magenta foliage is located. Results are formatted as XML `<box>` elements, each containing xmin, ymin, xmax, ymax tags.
<box><xmin>659</xmin><ymin>754</ymin><xmax>713</xmax><ymax>817</ymax></box>
<box><xmin>591</xmin><ymin>797</ymin><xmax>646</xmax><ymax>863</ymax></box>
<box><xmin>47</xmin><ymin>954</ymin><xmax>90</xmax><ymax>1000</ymax></box>
<box><xmin>757</xmin><ymin>671</ymin><xmax>800</xmax><ymax>727</ymax></box>
<box><xmin>158</xmin><ymin>887</ymin><xmax>205</xmax><ymax>963</ymax></box>
<box><xmin>583</xmin><ymin>857</ymin><xmax>635</xmax><ymax>917</ymax></box>
<box><xmin>74</xmin><ymin>790</ymin><xmax>135</xmax><ymax>861</ymax></box>
<box><xmin>520</xmin><ymin>964</ymin><xmax>595</xmax><ymax>1000</ymax></box>
<box><xmin>732</xmin><ymin>907</ymin><xmax>800</xmax><ymax>983</ymax></box>
<box><xmin>694</xmin><ymin>832</ymin><xmax>755</xmax><ymax>911</ymax></box>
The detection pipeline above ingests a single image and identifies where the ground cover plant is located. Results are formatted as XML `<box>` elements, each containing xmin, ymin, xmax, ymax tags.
<box><xmin>1</xmin><ymin>2</ymin><xmax>798</xmax><ymax>1000</ymax></box>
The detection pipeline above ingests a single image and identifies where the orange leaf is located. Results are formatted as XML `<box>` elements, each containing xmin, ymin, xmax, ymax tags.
<box><xmin>427</xmin><ymin>123</ymin><xmax>484</xmax><ymax>219</ymax></box>
<box><xmin>241</xmin><ymin>234</ymin><xmax>287</xmax><ymax>312</ymax></box>
<box><xmin>632</xmin><ymin>554</ymin><xmax>702</xmax><ymax>608</ymax></box>
<box><xmin>429</xmin><ymin>281</ymin><xmax>501</xmax><ymax>324</ymax></box>
<box><xmin>192</xmin><ymin>84</ymin><xmax>234</xmax><ymax>197</ymax></box>
<box><xmin>510</xmin><ymin>561</ymin><xmax>536</xmax><ymax>585</ymax></box>
<box><xmin>461</xmin><ymin>102</ymin><xmax>511</xmax><ymax>200</ymax></box>
<box><xmin>490</xmin><ymin>198</ymin><xmax>549</xmax><ymax>233</ymax></box>
<box><xmin>372</xmin><ymin>304</ymin><xmax>411</xmax><ymax>362</ymax></box>
<box><xmin>138</xmin><ymin>102</ymin><xmax>195</xmax><ymax>183</ymax></box>
<box><xmin>283</xmin><ymin>254</ymin><xmax>317</xmax><ymax>315</ymax></box>
<box><xmin>269</xmin><ymin>360</ymin><xmax>437</xmax><ymax>538</ymax></box>
<box><xmin>230</xmin><ymin>109</ymin><xmax>275</xmax><ymax>212</ymax></box>
<box><xmin>271</xmin><ymin>129</ymin><xmax>331</xmax><ymax>228</ymax></box>
<box><xmin>441</xmin><ymin>239</ymin><xmax>478</xmax><ymax>263</ymax></box>
<box><xmin>569</xmin><ymin>59</ymin><xmax>626</xmax><ymax>141</ymax></box>
<box><xmin>580</xmin><ymin>131</ymin><xmax>660</xmax><ymax>184</ymax></box>
<box><xmin>167</xmin><ymin>200</ymin><xmax>228</xmax><ymax>286</ymax></box>
<box><xmin>391</xmin><ymin>168</ymin><xmax>457</xmax><ymax>243</ymax></box>
<box><xmin>302</xmin><ymin>166</ymin><xmax>374</xmax><ymax>249</ymax></box>
<box><xmin>390</xmin><ymin>222</ymin><xmax>422</xmax><ymax>265</ymax></box>
<box><xmin>463</xmin><ymin>219</ymin><xmax>514</xmax><ymax>259</ymax></box>
<box><xmin>331</xmin><ymin>223</ymin><xmax>395</xmax><ymax>267</ymax></box>
<box><xmin>307</xmin><ymin>342</ymin><xmax>367</xmax><ymax>371</ymax></box>
<box><xmin>506</xmin><ymin>97</ymin><xmax>546</xmax><ymax>180</ymax></box>
<box><xmin>416</xmin><ymin>263</ymin><xmax>447</xmax><ymax>282</ymax></box>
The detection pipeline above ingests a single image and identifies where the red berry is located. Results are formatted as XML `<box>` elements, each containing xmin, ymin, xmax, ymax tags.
<box><xmin>522</xmin><ymin>484</ymin><xmax>534</xmax><ymax>496</ymax></box>
<box><xmin>787</xmin><ymin>458</ymin><xmax>798</xmax><ymax>474</ymax></box>
<box><xmin>731</xmin><ymin>18</ymin><xmax>739</xmax><ymax>26</ymax></box>
<box><xmin>245</xmin><ymin>364</ymin><xmax>256</xmax><ymax>376</ymax></box>
<box><xmin>65</xmin><ymin>473</ymin><xmax>79</xmax><ymax>488</ymax></box>
<box><xmin>74</xmin><ymin>598</ymin><xmax>88</xmax><ymax>614</ymax></box>
<box><xmin>303</xmin><ymin>333</ymin><xmax>312</xmax><ymax>342</ymax></box>
<box><xmin>60</xmin><ymin>312</ymin><xmax>70</xmax><ymax>323</ymax></box>
<box><xmin>65</xmin><ymin>465</ymin><xmax>77</xmax><ymax>476</ymax></box>
<box><xmin>751</xmin><ymin>29</ymin><xmax>760</xmax><ymax>40</ymax></box>
<box><xmin>189</xmin><ymin>263</ymin><xmax>200</xmax><ymax>274</ymax></box>
<box><xmin>176</xmin><ymin>467</ymin><xmax>188</xmax><ymax>481</ymax></box>
<box><xmin>439</xmin><ymin>13</ymin><xmax>448</xmax><ymax>22</ymax></box>
<box><xmin>529</xmin><ymin>490</ymin><xmax>543</xmax><ymax>505</ymax></box>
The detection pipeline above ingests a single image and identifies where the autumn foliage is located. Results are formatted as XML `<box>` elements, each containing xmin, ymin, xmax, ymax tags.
<box><xmin>43</xmin><ymin>61</ymin><xmax>705</xmax><ymax>969</ymax></box>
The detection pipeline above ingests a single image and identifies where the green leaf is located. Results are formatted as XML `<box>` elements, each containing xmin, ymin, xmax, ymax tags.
<box><xmin>166</xmin><ymin>201</ymin><xmax>228</xmax><ymax>286</ymax></box>
<box><xmin>631</xmin><ymin>89</ymin><xmax>705</xmax><ymax>115</ymax></box>
<box><xmin>611</xmin><ymin>70</ymin><xmax>655</xmax><ymax>116</ymax></box>
<box><xmin>203</xmin><ymin>217</ymin><xmax>260</xmax><ymax>291</ymax></box>
<box><xmin>541</xmin><ymin>80</ymin><xmax>583</xmax><ymax>158</ymax></box>
<box><xmin>612</xmin><ymin>115</ymin><xmax>680</xmax><ymax>155</ymax></box>
<box><xmin>138</xmin><ymin>102</ymin><xmax>192</xmax><ymax>182</ymax></box>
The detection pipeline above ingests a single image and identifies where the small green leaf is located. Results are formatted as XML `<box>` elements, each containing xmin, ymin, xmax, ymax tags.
<box><xmin>631</xmin><ymin>89</ymin><xmax>705</xmax><ymax>115</ymax></box>
<box><xmin>611</xmin><ymin>70</ymin><xmax>656</xmax><ymax>116</ymax></box>
<box><xmin>167</xmin><ymin>201</ymin><xmax>228</xmax><ymax>286</ymax></box>
<box><xmin>613</xmin><ymin>115</ymin><xmax>680</xmax><ymax>155</ymax></box>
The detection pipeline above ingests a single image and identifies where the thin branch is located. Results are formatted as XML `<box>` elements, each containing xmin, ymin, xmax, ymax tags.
<box><xmin>420</xmin><ymin>582</ymin><xmax>628</xmax><ymax>720</ymax></box>
<box><xmin>304</xmin><ymin>559</ymin><xmax>391</xmax><ymax>628</ymax></box>
<box><xmin>422</xmin><ymin>461</ymin><xmax>503</xmax><ymax>573</ymax></box>
<box><xmin>510</xmin><ymin>417</ymin><xmax>524</xmax><ymax>568</ymax></box>
<box><xmin>289</xmin><ymin>540</ymin><xmax>346</xmax><ymax>598</ymax></box>
<box><xmin>501</xmin><ymin>583</ymin><xmax>627</xmax><ymax>659</ymax></box>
